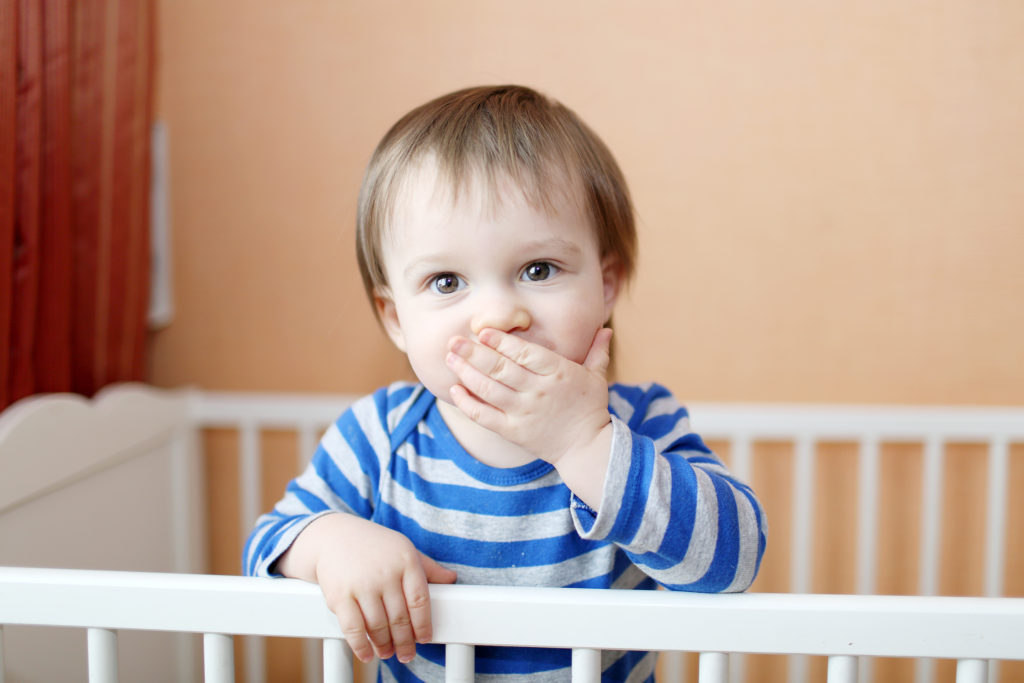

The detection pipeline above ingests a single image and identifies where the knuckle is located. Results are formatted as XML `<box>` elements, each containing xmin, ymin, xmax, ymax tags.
<box><xmin>406</xmin><ymin>590</ymin><xmax>430</xmax><ymax>611</ymax></box>
<box><xmin>366</xmin><ymin>627</ymin><xmax>392</xmax><ymax>648</ymax></box>
<box><xmin>389</xmin><ymin>612</ymin><xmax>412</xmax><ymax>629</ymax></box>
<box><xmin>489</xmin><ymin>355</ymin><xmax>509</xmax><ymax>379</ymax></box>
<box><xmin>340</xmin><ymin>624</ymin><xmax>366</xmax><ymax>641</ymax></box>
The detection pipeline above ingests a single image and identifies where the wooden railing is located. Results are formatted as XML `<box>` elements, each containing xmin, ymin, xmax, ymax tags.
<box><xmin>2</xmin><ymin>567</ymin><xmax>1023</xmax><ymax>683</ymax></box>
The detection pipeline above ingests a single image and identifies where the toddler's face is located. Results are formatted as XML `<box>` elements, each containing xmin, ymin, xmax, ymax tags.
<box><xmin>375</xmin><ymin>162</ymin><xmax>620</xmax><ymax>405</ymax></box>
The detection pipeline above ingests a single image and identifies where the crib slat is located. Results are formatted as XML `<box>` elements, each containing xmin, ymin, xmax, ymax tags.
<box><xmin>955</xmin><ymin>659</ymin><xmax>988</xmax><ymax>683</ymax></box>
<box><xmin>984</xmin><ymin>437</ymin><xmax>1009</xmax><ymax>598</ymax></box>
<box><xmin>790</xmin><ymin>435</ymin><xmax>816</xmax><ymax>594</ymax></box>
<box><xmin>698</xmin><ymin>652</ymin><xmax>728</xmax><ymax>683</ymax></box>
<box><xmin>789</xmin><ymin>436</ymin><xmax>815</xmax><ymax>683</ymax></box>
<box><xmin>303</xmin><ymin>639</ymin><xmax>321</xmax><ymax>683</ymax></box>
<box><xmin>445</xmin><ymin>643</ymin><xmax>473</xmax><ymax>682</ymax></box>
<box><xmin>238</xmin><ymin>420</ymin><xmax>266</xmax><ymax>683</ymax></box>
<box><xmin>88</xmin><ymin>628</ymin><xmax>118</xmax><ymax>683</ymax></box>
<box><xmin>204</xmin><ymin>633</ymin><xmax>235</xmax><ymax>683</ymax></box>
<box><xmin>571</xmin><ymin>648</ymin><xmax>601</xmax><ymax>682</ymax></box>
<box><xmin>1</xmin><ymin>624</ymin><xmax>5</xmax><ymax>683</ymax></box>
<box><xmin>915</xmin><ymin>436</ymin><xmax>945</xmax><ymax>683</ymax></box>
<box><xmin>855</xmin><ymin>436</ymin><xmax>880</xmax><ymax>596</ymax></box>
<box><xmin>298</xmin><ymin>423</ymin><xmax>319</xmax><ymax>470</ymax></box>
<box><xmin>919</xmin><ymin>436</ymin><xmax>944</xmax><ymax>598</ymax></box>
<box><xmin>827</xmin><ymin>655</ymin><xmax>857</xmax><ymax>683</ymax></box>
<box><xmin>660</xmin><ymin>650</ymin><xmax>686</xmax><ymax>682</ymax></box>
<box><xmin>323</xmin><ymin>638</ymin><xmax>353</xmax><ymax>683</ymax></box>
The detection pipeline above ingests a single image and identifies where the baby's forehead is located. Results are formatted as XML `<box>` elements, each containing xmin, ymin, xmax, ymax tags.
<box><xmin>387</xmin><ymin>156</ymin><xmax>587</xmax><ymax>231</ymax></box>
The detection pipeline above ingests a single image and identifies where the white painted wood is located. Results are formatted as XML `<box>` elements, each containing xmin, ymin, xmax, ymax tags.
<box><xmin>0</xmin><ymin>384</ymin><xmax>201</xmax><ymax>682</ymax></box>
<box><xmin>915</xmin><ymin>437</ymin><xmax>944</xmax><ymax>683</ymax></box>
<box><xmin>571</xmin><ymin>648</ymin><xmax>600</xmax><ymax>682</ymax></box>
<box><xmin>190</xmin><ymin>392</ymin><xmax>356</xmax><ymax>429</ymax></box>
<box><xmin>788</xmin><ymin>436</ymin><xmax>815</xmax><ymax>683</ymax></box>
<box><xmin>204</xmin><ymin>633</ymin><xmax>234</xmax><ymax>683</ymax></box>
<box><xmin>955</xmin><ymin>659</ymin><xmax>988</xmax><ymax>683</ymax></box>
<box><xmin>827</xmin><ymin>655</ymin><xmax>857</xmax><ymax>683</ymax></box>
<box><xmin>855</xmin><ymin>436</ymin><xmax>879</xmax><ymax>597</ymax></box>
<box><xmin>729</xmin><ymin>651</ymin><xmax>744</xmax><ymax>683</ymax></box>
<box><xmin>445</xmin><ymin>643</ymin><xmax>474</xmax><ymax>682</ymax></box>
<box><xmin>304</xmin><ymin>638</ymin><xmax>322</xmax><ymax>683</ymax></box>
<box><xmin>88</xmin><ymin>628</ymin><xmax>118</xmax><ymax>683</ymax></box>
<box><xmin>984</xmin><ymin>437</ymin><xmax>1009</xmax><ymax>598</ymax></box>
<box><xmin>191</xmin><ymin>394</ymin><xmax>1024</xmax><ymax>445</ymax></box>
<box><xmin>855</xmin><ymin>437</ymin><xmax>879</xmax><ymax>683</ymax></box>
<box><xmin>322</xmin><ymin>638</ymin><xmax>352</xmax><ymax>683</ymax></box>
<box><xmin>0</xmin><ymin>384</ymin><xmax>191</xmax><ymax>514</ymax></box>
<box><xmin>660</xmin><ymin>650</ymin><xmax>685</xmax><ymax>682</ymax></box>
<box><xmin>3</xmin><ymin>569</ymin><xmax>1024</xmax><ymax>661</ymax></box>
<box><xmin>698</xmin><ymin>652</ymin><xmax>728</xmax><ymax>683</ymax></box>
<box><xmin>238</xmin><ymin>420</ymin><xmax>266</xmax><ymax>683</ymax></box>
<box><xmin>360</xmin><ymin>659</ymin><xmax>377</xmax><ymax>683</ymax></box>
<box><xmin>730</xmin><ymin>435</ymin><xmax>752</xmax><ymax>483</ymax></box>
<box><xmin>685</xmin><ymin>403</ymin><xmax>1024</xmax><ymax>442</ymax></box>
<box><xmin>299</xmin><ymin>423</ymin><xmax>319</xmax><ymax>470</ymax></box>
<box><xmin>791</xmin><ymin>435</ymin><xmax>816</xmax><ymax>595</ymax></box>
<box><xmin>919</xmin><ymin>436</ymin><xmax>944</xmax><ymax>598</ymax></box>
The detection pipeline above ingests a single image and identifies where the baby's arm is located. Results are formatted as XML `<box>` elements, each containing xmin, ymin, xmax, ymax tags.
<box><xmin>275</xmin><ymin>513</ymin><xmax>456</xmax><ymax>663</ymax></box>
<box><xmin>445</xmin><ymin>331</ymin><xmax>767</xmax><ymax>591</ymax></box>
<box><xmin>243</xmin><ymin>388</ymin><xmax>457</xmax><ymax>662</ymax></box>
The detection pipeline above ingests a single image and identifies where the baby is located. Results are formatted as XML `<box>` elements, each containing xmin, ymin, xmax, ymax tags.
<box><xmin>245</xmin><ymin>85</ymin><xmax>767</xmax><ymax>681</ymax></box>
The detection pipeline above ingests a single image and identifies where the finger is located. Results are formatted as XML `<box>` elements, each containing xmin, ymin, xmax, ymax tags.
<box><xmin>448</xmin><ymin>335</ymin><xmax>532</xmax><ymax>388</ymax></box>
<box><xmin>446</xmin><ymin>348</ymin><xmax>519</xmax><ymax>409</ymax></box>
<box><xmin>420</xmin><ymin>553</ymin><xmax>457</xmax><ymax>584</ymax></box>
<box><xmin>334</xmin><ymin>597</ymin><xmax>376</xmax><ymax>663</ymax></box>
<box><xmin>476</xmin><ymin>328</ymin><xmax>562</xmax><ymax>376</ymax></box>
<box><xmin>448</xmin><ymin>383</ymin><xmax>507</xmax><ymax>432</ymax></box>
<box><xmin>381</xmin><ymin>587</ymin><xmax>418</xmax><ymax>663</ymax></box>
<box><xmin>583</xmin><ymin>328</ymin><xmax>613</xmax><ymax>377</ymax></box>
<box><xmin>357</xmin><ymin>596</ymin><xmax>395</xmax><ymax>661</ymax></box>
<box><xmin>402</xmin><ymin>564</ymin><xmax>435</xmax><ymax>646</ymax></box>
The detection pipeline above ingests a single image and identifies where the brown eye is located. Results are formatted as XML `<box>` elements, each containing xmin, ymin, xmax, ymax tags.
<box><xmin>522</xmin><ymin>262</ymin><xmax>556</xmax><ymax>282</ymax></box>
<box><xmin>432</xmin><ymin>273</ymin><xmax>462</xmax><ymax>294</ymax></box>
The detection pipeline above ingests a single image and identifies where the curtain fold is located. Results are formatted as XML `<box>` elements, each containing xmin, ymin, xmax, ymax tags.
<box><xmin>2</xmin><ymin>0</ymin><xmax>154</xmax><ymax>410</ymax></box>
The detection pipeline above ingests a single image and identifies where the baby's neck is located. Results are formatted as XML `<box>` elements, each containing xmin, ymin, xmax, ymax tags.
<box><xmin>436</xmin><ymin>401</ymin><xmax>538</xmax><ymax>469</ymax></box>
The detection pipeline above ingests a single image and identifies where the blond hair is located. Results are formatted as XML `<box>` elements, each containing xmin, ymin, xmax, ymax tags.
<box><xmin>356</xmin><ymin>85</ymin><xmax>636</xmax><ymax>303</ymax></box>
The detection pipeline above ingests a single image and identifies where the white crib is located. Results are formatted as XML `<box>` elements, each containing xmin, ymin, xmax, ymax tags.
<box><xmin>1</xmin><ymin>384</ymin><xmax>1022</xmax><ymax>683</ymax></box>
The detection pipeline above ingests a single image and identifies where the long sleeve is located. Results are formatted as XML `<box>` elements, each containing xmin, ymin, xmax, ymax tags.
<box><xmin>242</xmin><ymin>385</ymin><xmax>404</xmax><ymax>577</ymax></box>
<box><xmin>570</xmin><ymin>383</ymin><xmax>767</xmax><ymax>592</ymax></box>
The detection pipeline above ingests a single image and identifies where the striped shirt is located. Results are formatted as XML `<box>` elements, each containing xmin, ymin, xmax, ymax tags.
<box><xmin>244</xmin><ymin>382</ymin><xmax>767</xmax><ymax>682</ymax></box>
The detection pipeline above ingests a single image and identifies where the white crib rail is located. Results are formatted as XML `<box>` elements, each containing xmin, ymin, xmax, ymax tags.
<box><xmin>2</xmin><ymin>566</ymin><xmax>1023</xmax><ymax>683</ymax></box>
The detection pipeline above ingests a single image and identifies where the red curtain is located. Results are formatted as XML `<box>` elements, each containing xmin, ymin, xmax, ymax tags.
<box><xmin>1</xmin><ymin>0</ymin><xmax>154</xmax><ymax>410</ymax></box>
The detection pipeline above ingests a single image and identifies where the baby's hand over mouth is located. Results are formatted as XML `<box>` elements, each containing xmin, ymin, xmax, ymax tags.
<box><xmin>444</xmin><ymin>327</ymin><xmax>614</xmax><ymax>467</ymax></box>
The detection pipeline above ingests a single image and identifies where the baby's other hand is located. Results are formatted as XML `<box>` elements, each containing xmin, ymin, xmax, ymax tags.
<box><xmin>445</xmin><ymin>327</ymin><xmax>613</xmax><ymax>466</ymax></box>
<box><xmin>290</xmin><ymin>514</ymin><xmax>457</xmax><ymax>664</ymax></box>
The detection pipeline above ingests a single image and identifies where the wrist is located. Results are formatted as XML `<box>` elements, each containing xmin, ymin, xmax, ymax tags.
<box><xmin>553</xmin><ymin>420</ymin><xmax>613</xmax><ymax>509</ymax></box>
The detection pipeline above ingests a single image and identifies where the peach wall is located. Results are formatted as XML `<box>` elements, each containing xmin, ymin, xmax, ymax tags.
<box><xmin>150</xmin><ymin>0</ymin><xmax>1024</xmax><ymax>407</ymax></box>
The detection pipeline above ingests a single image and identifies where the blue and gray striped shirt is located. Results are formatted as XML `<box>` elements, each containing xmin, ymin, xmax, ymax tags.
<box><xmin>245</xmin><ymin>382</ymin><xmax>767</xmax><ymax>682</ymax></box>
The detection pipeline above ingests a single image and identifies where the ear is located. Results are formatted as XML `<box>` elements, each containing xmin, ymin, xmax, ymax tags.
<box><xmin>374</xmin><ymin>290</ymin><xmax>407</xmax><ymax>353</ymax></box>
<box><xmin>600</xmin><ymin>255</ymin><xmax>624</xmax><ymax>321</ymax></box>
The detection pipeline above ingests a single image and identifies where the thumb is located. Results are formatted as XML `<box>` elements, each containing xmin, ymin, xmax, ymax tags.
<box><xmin>583</xmin><ymin>327</ymin><xmax>613</xmax><ymax>377</ymax></box>
<box><xmin>419</xmin><ymin>552</ymin><xmax>457</xmax><ymax>584</ymax></box>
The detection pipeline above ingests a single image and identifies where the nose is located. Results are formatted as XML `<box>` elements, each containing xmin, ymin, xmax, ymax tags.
<box><xmin>470</xmin><ymin>296</ymin><xmax>531</xmax><ymax>337</ymax></box>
